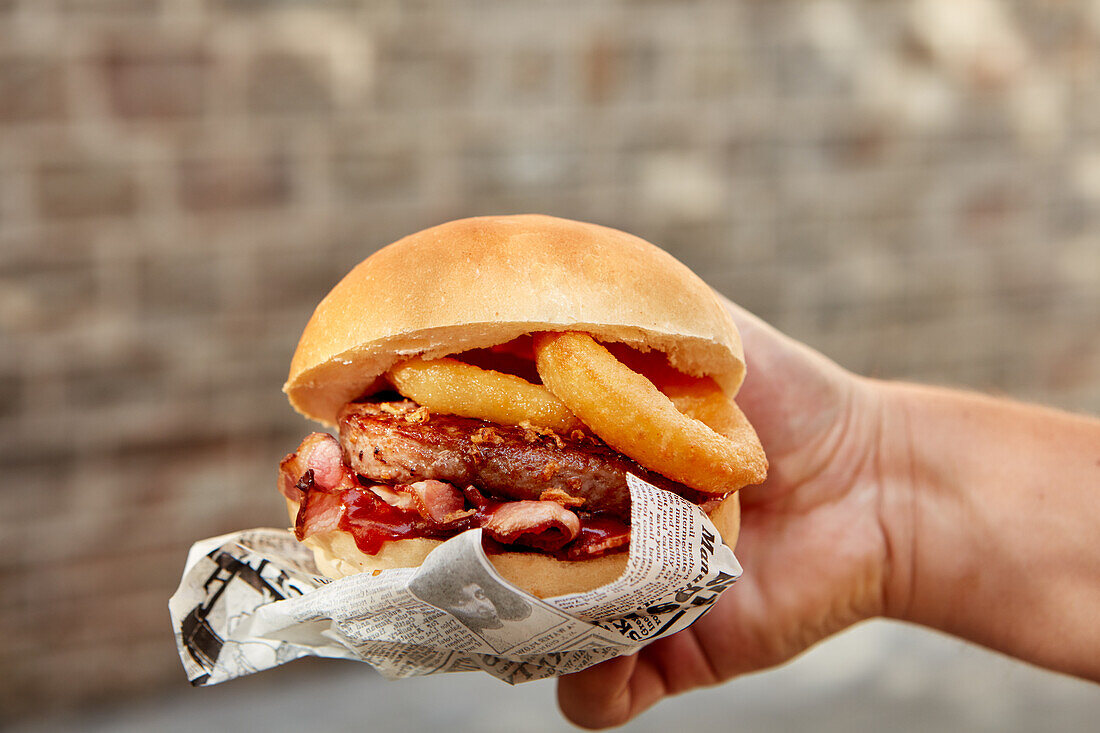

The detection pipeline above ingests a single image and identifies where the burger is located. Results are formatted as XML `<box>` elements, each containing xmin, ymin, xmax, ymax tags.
<box><xmin>277</xmin><ymin>215</ymin><xmax>767</xmax><ymax>598</ymax></box>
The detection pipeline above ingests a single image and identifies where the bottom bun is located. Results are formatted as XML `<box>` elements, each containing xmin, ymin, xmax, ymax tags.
<box><xmin>287</xmin><ymin>491</ymin><xmax>740</xmax><ymax>599</ymax></box>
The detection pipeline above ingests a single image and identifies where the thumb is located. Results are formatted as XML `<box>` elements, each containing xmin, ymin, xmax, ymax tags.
<box><xmin>556</xmin><ymin>653</ymin><xmax>639</xmax><ymax>729</ymax></box>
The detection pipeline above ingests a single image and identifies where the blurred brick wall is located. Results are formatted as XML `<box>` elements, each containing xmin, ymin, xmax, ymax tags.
<box><xmin>2</xmin><ymin>0</ymin><xmax>1099</xmax><ymax>721</ymax></box>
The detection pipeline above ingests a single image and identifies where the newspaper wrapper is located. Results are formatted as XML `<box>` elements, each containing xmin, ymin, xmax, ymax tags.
<box><xmin>169</xmin><ymin>474</ymin><xmax>742</xmax><ymax>686</ymax></box>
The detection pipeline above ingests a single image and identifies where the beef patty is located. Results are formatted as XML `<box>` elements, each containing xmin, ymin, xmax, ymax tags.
<box><xmin>338</xmin><ymin>399</ymin><xmax>697</xmax><ymax>519</ymax></box>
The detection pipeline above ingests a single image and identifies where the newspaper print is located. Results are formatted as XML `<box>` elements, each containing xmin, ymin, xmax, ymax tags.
<box><xmin>170</xmin><ymin>474</ymin><xmax>742</xmax><ymax>686</ymax></box>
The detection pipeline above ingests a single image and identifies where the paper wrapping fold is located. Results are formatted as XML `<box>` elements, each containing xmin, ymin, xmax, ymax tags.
<box><xmin>169</xmin><ymin>475</ymin><xmax>741</xmax><ymax>686</ymax></box>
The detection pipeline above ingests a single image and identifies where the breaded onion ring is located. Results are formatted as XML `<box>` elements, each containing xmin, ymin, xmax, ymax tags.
<box><xmin>387</xmin><ymin>356</ymin><xmax>581</xmax><ymax>433</ymax></box>
<box><xmin>534</xmin><ymin>332</ymin><xmax>766</xmax><ymax>494</ymax></box>
<box><xmin>604</xmin><ymin>343</ymin><xmax>761</xmax><ymax>445</ymax></box>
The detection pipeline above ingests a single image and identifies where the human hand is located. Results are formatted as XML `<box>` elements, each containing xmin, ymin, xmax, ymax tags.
<box><xmin>557</xmin><ymin>298</ymin><xmax>896</xmax><ymax>728</ymax></box>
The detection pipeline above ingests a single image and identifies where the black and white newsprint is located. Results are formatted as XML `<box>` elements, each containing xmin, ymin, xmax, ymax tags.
<box><xmin>169</xmin><ymin>475</ymin><xmax>743</xmax><ymax>686</ymax></box>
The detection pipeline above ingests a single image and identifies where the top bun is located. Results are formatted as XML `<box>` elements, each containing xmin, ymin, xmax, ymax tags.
<box><xmin>285</xmin><ymin>215</ymin><xmax>744</xmax><ymax>426</ymax></box>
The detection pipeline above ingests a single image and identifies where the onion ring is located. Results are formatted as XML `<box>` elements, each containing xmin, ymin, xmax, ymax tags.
<box><xmin>387</xmin><ymin>356</ymin><xmax>581</xmax><ymax>433</ymax></box>
<box><xmin>534</xmin><ymin>332</ymin><xmax>766</xmax><ymax>494</ymax></box>
<box><xmin>604</xmin><ymin>343</ymin><xmax>759</xmax><ymax>444</ymax></box>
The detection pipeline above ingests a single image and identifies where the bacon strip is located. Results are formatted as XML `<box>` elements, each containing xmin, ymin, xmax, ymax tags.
<box><xmin>279</xmin><ymin>432</ymin><xmax>352</xmax><ymax>502</ymax></box>
<box><xmin>565</xmin><ymin>519</ymin><xmax>631</xmax><ymax>560</ymax></box>
<box><xmin>368</xmin><ymin>484</ymin><xmax>416</xmax><ymax>511</ymax></box>
<box><xmin>482</xmin><ymin>500</ymin><xmax>581</xmax><ymax>551</ymax></box>
<box><xmin>293</xmin><ymin>490</ymin><xmax>345</xmax><ymax>541</ymax></box>
<box><xmin>404</xmin><ymin>480</ymin><xmax>472</xmax><ymax>525</ymax></box>
<box><xmin>281</xmin><ymin>433</ymin><xmax>370</xmax><ymax>543</ymax></box>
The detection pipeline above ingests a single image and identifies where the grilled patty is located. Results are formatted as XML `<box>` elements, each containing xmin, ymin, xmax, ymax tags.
<box><xmin>338</xmin><ymin>399</ymin><xmax>693</xmax><ymax>519</ymax></box>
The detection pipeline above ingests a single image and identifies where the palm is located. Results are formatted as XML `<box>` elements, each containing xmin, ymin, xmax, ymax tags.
<box><xmin>558</xmin><ymin>300</ymin><xmax>889</xmax><ymax>728</ymax></box>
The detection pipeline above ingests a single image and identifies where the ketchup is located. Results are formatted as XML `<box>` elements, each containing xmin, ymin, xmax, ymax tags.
<box><xmin>337</xmin><ymin>488</ymin><xmax>468</xmax><ymax>555</ymax></box>
<box><xmin>565</xmin><ymin>514</ymin><xmax>631</xmax><ymax>561</ymax></box>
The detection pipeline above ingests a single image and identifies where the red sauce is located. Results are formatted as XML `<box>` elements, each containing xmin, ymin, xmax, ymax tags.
<box><xmin>337</xmin><ymin>488</ymin><xmax>468</xmax><ymax>555</ymax></box>
<box><xmin>565</xmin><ymin>514</ymin><xmax>631</xmax><ymax>560</ymax></box>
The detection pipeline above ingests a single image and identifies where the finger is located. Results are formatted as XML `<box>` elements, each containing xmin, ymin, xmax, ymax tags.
<box><xmin>557</xmin><ymin>653</ymin><xmax>639</xmax><ymax>729</ymax></box>
<box><xmin>636</xmin><ymin>630</ymin><xmax>724</xmax><ymax>694</ymax></box>
<box><xmin>558</xmin><ymin>651</ymin><xmax>677</xmax><ymax>730</ymax></box>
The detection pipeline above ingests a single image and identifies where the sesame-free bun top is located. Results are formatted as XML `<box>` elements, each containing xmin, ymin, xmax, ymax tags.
<box><xmin>285</xmin><ymin>215</ymin><xmax>744</xmax><ymax>426</ymax></box>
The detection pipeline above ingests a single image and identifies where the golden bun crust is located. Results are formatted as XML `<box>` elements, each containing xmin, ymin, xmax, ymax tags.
<box><xmin>285</xmin><ymin>215</ymin><xmax>744</xmax><ymax>426</ymax></box>
<box><xmin>287</xmin><ymin>493</ymin><xmax>740</xmax><ymax>599</ymax></box>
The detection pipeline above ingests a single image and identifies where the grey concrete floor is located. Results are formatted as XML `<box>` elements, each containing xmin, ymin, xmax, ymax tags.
<box><xmin>12</xmin><ymin>620</ymin><xmax>1099</xmax><ymax>733</ymax></box>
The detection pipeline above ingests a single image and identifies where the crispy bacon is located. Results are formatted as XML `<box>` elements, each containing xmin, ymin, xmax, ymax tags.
<box><xmin>279</xmin><ymin>432</ymin><xmax>353</xmax><ymax>502</ymax></box>
<box><xmin>404</xmin><ymin>480</ymin><xmax>473</xmax><ymax>525</ymax></box>
<box><xmin>368</xmin><ymin>484</ymin><xmax>416</xmax><ymax>511</ymax></box>
<box><xmin>461</xmin><ymin>484</ymin><xmax>493</xmax><ymax>511</ymax></box>
<box><xmin>565</xmin><ymin>517</ymin><xmax>631</xmax><ymax>560</ymax></box>
<box><xmin>482</xmin><ymin>500</ymin><xmax>581</xmax><ymax>551</ymax></box>
<box><xmin>293</xmin><ymin>490</ymin><xmax>345</xmax><ymax>541</ymax></box>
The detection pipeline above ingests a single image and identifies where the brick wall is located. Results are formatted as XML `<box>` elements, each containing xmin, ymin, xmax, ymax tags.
<box><xmin>2</xmin><ymin>0</ymin><xmax>1099</xmax><ymax>721</ymax></box>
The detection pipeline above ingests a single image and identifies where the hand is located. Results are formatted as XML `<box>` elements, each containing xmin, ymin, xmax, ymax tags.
<box><xmin>558</xmin><ymin>298</ymin><xmax>897</xmax><ymax>728</ymax></box>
